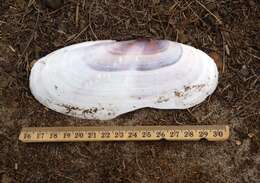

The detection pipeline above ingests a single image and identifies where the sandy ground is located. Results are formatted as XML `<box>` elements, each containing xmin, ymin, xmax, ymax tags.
<box><xmin>0</xmin><ymin>0</ymin><xmax>259</xmax><ymax>182</ymax></box>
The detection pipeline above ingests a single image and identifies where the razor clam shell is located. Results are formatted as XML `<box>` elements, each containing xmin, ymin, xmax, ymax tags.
<box><xmin>30</xmin><ymin>40</ymin><xmax>218</xmax><ymax>120</ymax></box>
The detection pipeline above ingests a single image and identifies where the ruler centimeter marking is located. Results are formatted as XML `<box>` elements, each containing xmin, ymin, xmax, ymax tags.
<box><xmin>19</xmin><ymin>125</ymin><xmax>229</xmax><ymax>143</ymax></box>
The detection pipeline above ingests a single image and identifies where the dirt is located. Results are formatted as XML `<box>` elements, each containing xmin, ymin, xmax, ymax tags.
<box><xmin>0</xmin><ymin>0</ymin><xmax>259</xmax><ymax>182</ymax></box>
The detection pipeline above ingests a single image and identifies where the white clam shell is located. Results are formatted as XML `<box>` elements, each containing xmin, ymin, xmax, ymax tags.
<box><xmin>30</xmin><ymin>40</ymin><xmax>218</xmax><ymax>120</ymax></box>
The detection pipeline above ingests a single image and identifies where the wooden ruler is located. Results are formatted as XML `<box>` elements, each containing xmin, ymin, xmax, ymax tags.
<box><xmin>19</xmin><ymin>125</ymin><xmax>229</xmax><ymax>143</ymax></box>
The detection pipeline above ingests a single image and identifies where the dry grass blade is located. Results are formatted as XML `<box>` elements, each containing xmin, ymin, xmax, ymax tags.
<box><xmin>195</xmin><ymin>0</ymin><xmax>223</xmax><ymax>24</ymax></box>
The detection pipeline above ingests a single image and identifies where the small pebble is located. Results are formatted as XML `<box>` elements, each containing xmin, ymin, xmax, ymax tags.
<box><xmin>14</xmin><ymin>163</ymin><xmax>18</xmax><ymax>170</ymax></box>
<box><xmin>248</xmin><ymin>133</ymin><xmax>255</xmax><ymax>138</ymax></box>
<box><xmin>43</xmin><ymin>0</ymin><xmax>64</xmax><ymax>9</ymax></box>
<box><xmin>235</xmin><ymin>140</ymin><xmax>242</xmax><ymax>146</ymax></box>
<box><xmin>240</xmin><ymin>65</ymin><xmax>249</xmax><ymax>77</ymax></box>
